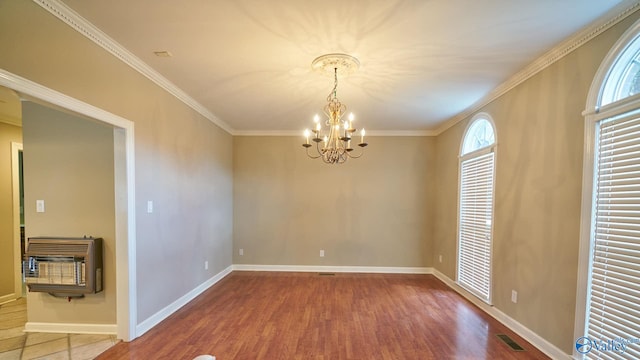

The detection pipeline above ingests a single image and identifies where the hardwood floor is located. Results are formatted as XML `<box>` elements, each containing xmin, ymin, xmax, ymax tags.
<box><xmin>98</xmin><ymin>272</ymin><xmax>550</xmax><ymax>359</ymax></box>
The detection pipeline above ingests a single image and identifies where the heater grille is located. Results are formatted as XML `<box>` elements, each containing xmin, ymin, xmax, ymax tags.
<box><xmin>27</xmin><ymin>242</ymin><xmax>89</xmax><ymax>256</ymax></box>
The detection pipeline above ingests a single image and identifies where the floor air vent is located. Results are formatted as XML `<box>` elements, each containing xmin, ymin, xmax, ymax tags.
<box><xmin>318</xmin><ymin>273</ymin><xmax>335</xmax><ymax>276</ymax></box>
<box><xmin>496</xmin><ymin>334</ymin><xmax>525</xmax><ymax>351</ymax></box>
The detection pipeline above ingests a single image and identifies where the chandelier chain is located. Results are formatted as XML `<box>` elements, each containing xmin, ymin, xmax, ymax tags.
<box><xmin>328</xmin><ymin>67</ymin><xmax>338</xmax><ymax>102</ymax></box>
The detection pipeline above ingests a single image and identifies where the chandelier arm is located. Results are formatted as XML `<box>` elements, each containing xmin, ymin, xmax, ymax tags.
<box><xmin>305</xmin><ymin>145</ymin><xmax>322</xmax><ymax>159</ymax></box>
<box><xmin>345</xmin><ymin>150</ymin><xmax>364</xmax><ymax>159</ymax></box>
<box><xmin>345</xmin><ymin>143</ymin><xmax>368</xmax><ymax>158</ymax></box>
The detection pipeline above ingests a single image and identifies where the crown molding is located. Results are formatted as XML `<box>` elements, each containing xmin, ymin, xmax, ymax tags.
<box><xmin>32</xmin><ymin>0</ymin><xmax>432</xmax><ymax>137</ymax></box>
<box><xmin>367</xmin><ymin>130</ymin><xmax>436</xmax><ymax>136</ymax></box>
<box><xmin>233</xmin><ymin>130</ymin><xmax>306</xmax><ymax>137</ymax></box>
<box><xmin>32</xmin><ymin>0</ymin><xmax>639</xmax><ymax>137</ymax></box>
<box><xmin>234</xmin><ymin>129</ymin><xmax>436</xmax><ymax>136</ymax></box>
<box><xmin>434</xmin><ymin>0</ymin><xmax>640</xmax><ymax>136</ymax></box>
<box><xmin>32</xmin><ymin>0</ymin><xmax>235</xmax><ymax>135</ymax></box>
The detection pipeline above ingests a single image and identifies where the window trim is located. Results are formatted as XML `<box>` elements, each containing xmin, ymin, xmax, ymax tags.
<box><xmin>585</xmin><ymin>19</ymin><xmax>640</xmax><ymax>115</ymax></box>
<box><xmin>574</xmin><ymin>16</ymin><xmax>640</xmax><ymax>358</ymax></box>
<box><xmin>456</xmin><ymin>113</ymin><xmax>497</xmax><ymax>305</ymax></box>
<box><xmin>459</xmin><ymin>113</ymin><xmax>497</xmax><ymax>158</ymax></box>
<box><xmin>600</xmin><ymin>37</ymin><xmax>640</xmax><ymax>107</ymax></box>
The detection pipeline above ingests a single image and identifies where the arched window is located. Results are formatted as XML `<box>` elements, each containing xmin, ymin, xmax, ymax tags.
<box><xmin>600</xmin><ymin>32</ymin><xmax>640</xmax><ymax>106</ymax></box>
<box><xmin>575</xmin><ymin>18</ymin><xmax>640</xmax><ymax>359</ymax></box>
<box><xmin>461</xmin><ymin>118</ymin><xmax>496</xmax><ymax>155</ymax></box>
<box><xmin>457</xmin><ymin>114</ymin><xmax>496</xmax><ymax>303</ymax></box>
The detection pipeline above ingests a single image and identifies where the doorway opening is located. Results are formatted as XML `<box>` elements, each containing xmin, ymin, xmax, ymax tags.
<box><xmin>0</xmin><ymin>70</ymin><xmax>137</xmax><ymax>341</ymax></box>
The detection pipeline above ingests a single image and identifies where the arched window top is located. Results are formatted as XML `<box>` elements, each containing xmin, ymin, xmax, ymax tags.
<box><xmin>461</xmin><ymin>116</ymin><xmax>496</xmax><ymax>156</ymax></box>
<box><xmin>600</xmin><ymin>32</ymin><xmax>640</xmax><ymax>106</ymax></box>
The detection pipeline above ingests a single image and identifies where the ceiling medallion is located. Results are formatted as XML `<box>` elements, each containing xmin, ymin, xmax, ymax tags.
<box><xmin>310</xmin><ymin>53</ymin><xmax>360</xmax><ymax>77</ymax></box>
<box><xmin>302</xmin><ymin>54</ymin><xmax>367</xmax><ymax>164</ymax></box>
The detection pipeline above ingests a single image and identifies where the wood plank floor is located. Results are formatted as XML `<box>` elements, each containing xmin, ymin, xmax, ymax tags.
<box><xmin>98</xmin><ymin>272</ymin><xmax>550</xmax><ymax>359</ymax></box>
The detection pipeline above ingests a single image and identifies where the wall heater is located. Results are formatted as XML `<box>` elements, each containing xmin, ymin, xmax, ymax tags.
<box><xmin>24</xmin><ymin>237</ymin><xmax>103</xmax><ymax>298</ymax></box>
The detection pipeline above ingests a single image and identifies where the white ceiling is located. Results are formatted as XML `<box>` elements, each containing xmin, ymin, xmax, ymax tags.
<box><xmin>61</xmin><ymin>0</ymin><xmax>633</xmax><ymax>133</ymax></box>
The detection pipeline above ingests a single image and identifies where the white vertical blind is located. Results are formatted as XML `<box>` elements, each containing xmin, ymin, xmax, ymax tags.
<box><xmin>586</xmin><ymin>114</ymin><xmax>640</xmax><ymax>360</ymax></box>
<box><xmin>458</xmin><ymin>151</ymin><xmax>495</xmax><ymax>302</ymax></box>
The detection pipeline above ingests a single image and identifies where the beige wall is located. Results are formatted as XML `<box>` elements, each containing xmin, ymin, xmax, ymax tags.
<box><xmin>0</xmin><ymin>121</ymin><xmax>22</xmax><ymax>300</ymax></box>
<box><xmin>3</xmin><ymin>0</ymin><xmax>639</xmax><ymax>354</ymax></box>
<box><xmin>22</xmin><ymin>101</ymin><xmax>116</xmax><ymax>323</ymax></box>
<box><xmin>433</xmin><ymin>11</ymin><xmax>640</xmax><ymax>353</ymax></box>
<box><xmin>0</xmin><ymin>0</ymin><xmax>233</xmax><ymax>326</ymax></box>
<box><xmin>234</xmin><ymin>136</ymin><xmax>435</xmax><ymax>267</ymax></box>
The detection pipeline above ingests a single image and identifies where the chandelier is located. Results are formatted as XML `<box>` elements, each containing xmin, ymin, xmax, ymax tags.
<box><xmin>302</xmin><ymin>53</ymin><xmax>367</xmax><ymax>164</ymax></box>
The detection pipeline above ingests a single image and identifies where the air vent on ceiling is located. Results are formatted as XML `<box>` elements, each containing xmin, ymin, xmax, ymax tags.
<box><xmin>153</xmin><ymin>51</ymin><xmax>172</xmax><ymax>57</ymax></box>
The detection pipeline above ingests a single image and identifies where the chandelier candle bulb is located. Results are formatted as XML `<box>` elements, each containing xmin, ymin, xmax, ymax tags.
<box><xmin>361</xmin><ymin>128</ymin><xmax>365</xmax><ymax>143</ymax></box>
<box><xmin>304</xmin><ymin>129</ymin><xmax>310</xmax><ymax>145</ymax></box>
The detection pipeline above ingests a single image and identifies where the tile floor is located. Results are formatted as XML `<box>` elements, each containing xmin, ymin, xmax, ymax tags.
<box><xmin>0</xmin><ymin>298</ymin><xmax>118</xmax><ymax>360</ymax></box>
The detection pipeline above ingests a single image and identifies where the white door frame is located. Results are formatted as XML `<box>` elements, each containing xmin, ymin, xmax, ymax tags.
<box><xmin>11</xmin><ymin>142</ymin><xmax>23</xmax><ymax>300</ymax></box>
<box><xmin>0</xmin><ymin>69</ymin><xmax>138</xmax><ymax>341</ymax></box>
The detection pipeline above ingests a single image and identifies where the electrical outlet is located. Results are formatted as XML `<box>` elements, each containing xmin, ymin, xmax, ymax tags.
<box><xmin>511</xmin><ymin>290</ymin><xmax>518</xmax><ymax>303</ymax></box>
<box><xmin>239</xmin><ymin>248</ymin><xmax>244</xmax><ymax>256</ymax></box>
<box><xmin>320</xmin><ymin>250</ymin><xmax>325</xmax><ymax>257</ymax></box>
<box><xmin>439</xmin><ymin>255</ymin><xmax>443</xmax><ymax>263</ymax></box>
<box><xmin>147</xmin><ymin>200</ymin><xmax>153</xmax><ymax>213</ymax></box>
<box><xmin>204</xmin><ymin>261</ymin><xmax>208</xmax><ymax>270</ymax></box>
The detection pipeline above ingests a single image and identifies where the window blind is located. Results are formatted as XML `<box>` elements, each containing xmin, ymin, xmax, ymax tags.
<box><xmin>458</xmin><ymin>151</ymin><xmax>495</xmax><ymax>302</ymax></box>
<box><xmin>586</xmin><ymin>114</ymin><xmax>640</xmax><ymax>359</ymax></box>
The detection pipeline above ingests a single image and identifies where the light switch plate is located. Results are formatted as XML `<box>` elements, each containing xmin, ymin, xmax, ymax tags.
<box><xmin>36</xmin><ymin>200</ymin><xmax>45</xmax><ymax>213</ymax></box>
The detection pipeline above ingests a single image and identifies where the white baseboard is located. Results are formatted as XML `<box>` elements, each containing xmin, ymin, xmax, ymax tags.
<box><xmin>24</xmin><ymin>322</ymin><xmax>116</xmax><ymax>334</ymax></box>
<box><xmin>135</xmin><ymin>265</ymin><xmax>233</xmax><ymax>337</ymax></box>
<box><xmin>0</xmin><ymin>293</ymin><xmax>18</xmax><ymax>305</ymax></box>
<box><xmin>431</xmin><ymin>269</ymin><xmax>571</xmax><ymax>360</ymax></box>
<box><xmin>232</xmin><ymin>264</ymin><xmax>433</xmax><ymax>274</ymax></box>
